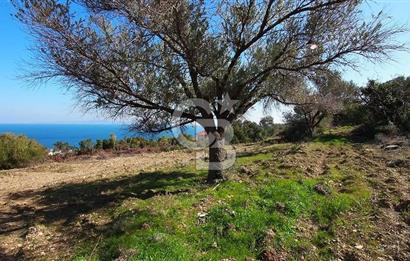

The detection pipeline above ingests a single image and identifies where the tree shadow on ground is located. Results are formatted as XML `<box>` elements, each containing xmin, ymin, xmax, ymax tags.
<box><xmin>314</xmin><ymin>132</ymin><xmax>374</xmax><ymax>144</ymax></box>
<box><xmin>0</xmin><ymin>170</ymin><xmax>202</xmax><ymax>237</ymax></box>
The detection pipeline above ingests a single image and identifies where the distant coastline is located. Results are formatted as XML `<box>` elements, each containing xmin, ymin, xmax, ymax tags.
<box><xmin>0</xmin><ymin>124</ymin><xmax>189</xmax><ymax>148</ymax></box>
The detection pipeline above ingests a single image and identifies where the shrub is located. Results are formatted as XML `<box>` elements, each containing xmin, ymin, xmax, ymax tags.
<box><xmin>53</xmin><ymin>141</ymin><xmax>74</xmax><ymax>153</ymax></box>
<box><xmin>231</xmin><ymin>120</ymin><xmax>264</xmax><ymax>144</ymax></box>
<box><xmin>333</xmin><ymin>103</ymin><xmax>370</xmax><ymax>126</ymax></box>
<box><xmin>362</xmin><ymin>77</ymin><xmax>410</xmax><ymax>132</ymax></box>
<box><xmin>79</xmin><ymin>139</ymin><xmax>94</xmax><ymax>154</ymax></box>
<box><xmin>259</xmin><ymin>116</ymin><xmax>276</xmax><ymax>138</ymax></box>
<box><xmin>0</xmin><ymin>133</ymin><xmax>47</xmax><ymax>170</ymax></box>
<box><xmin>281</xmin><ymin>117</ymin><xmax>311</xmax><ymax>142</ymax></box>
<box><xmin>95</xmin><ymin>139</ymin><xmax>103</xmax><ymax>150</ymax></box>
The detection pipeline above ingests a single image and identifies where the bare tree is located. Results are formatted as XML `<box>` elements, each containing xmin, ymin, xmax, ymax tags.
<box><xmin>13</xmin><ymin>0</ymin><xmax>404</xmax><ymax>183</ymax></box>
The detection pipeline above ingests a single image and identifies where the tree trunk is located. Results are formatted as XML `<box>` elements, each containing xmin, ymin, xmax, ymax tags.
<box><xmin>207</xmin><ymin>131</ymin><xmax>226</xmax><ymax>184</ymax></box>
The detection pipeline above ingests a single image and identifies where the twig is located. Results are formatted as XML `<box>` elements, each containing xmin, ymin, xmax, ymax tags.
<box><xmin>212</xmin><ymin>183</ymin><xmax>221</xmax><ymax>190</ymax></box>
<box><xmin>89</xmin><ymin>235</ymin><xmax>103</xmax><ymax>259</ymax></box>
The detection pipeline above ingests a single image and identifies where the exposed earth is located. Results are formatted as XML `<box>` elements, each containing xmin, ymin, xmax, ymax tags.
<box><xmin>0</xmin><ymin>149</ymin><xmax>196</xmax><ymax>260</ymax></box>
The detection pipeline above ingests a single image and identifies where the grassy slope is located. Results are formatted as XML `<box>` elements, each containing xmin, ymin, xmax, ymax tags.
<box><xmin>72</xmin><ymin>138</ymin><xmax>378</xmax><ymax>261</ymax></box>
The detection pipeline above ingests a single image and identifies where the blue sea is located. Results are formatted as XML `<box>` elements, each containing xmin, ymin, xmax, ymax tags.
<box><xmin>0</xmin><ymin>124</ymin><xmax>195</xmax><ymax>149</ymax></box>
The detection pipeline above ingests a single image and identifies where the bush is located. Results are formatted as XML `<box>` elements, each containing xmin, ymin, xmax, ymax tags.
<box><xmin>281</xmin><ymin>118</ymin><xmax>311</xmax><ymax>142</ymax></box>
<box><xmin>53</xmin><ymin>141</ymin><xmax>75</xmax><ymax>153</ymax></box>
<box><xmin>79</xmin><ymin>139</ymin><xmax>94</xmax><ymax>154</ymax></box>
<box><xmin>231</xmin><ymin>120</ymin><xmax>264</xmax><ymax>144</ymax></box>
<box><xmin>362</xmin><ymin>77</ymin><xmax>410</xmax><ymax>132</ymax></box>
<box><xmin>333</xmin><ymin>103</ymin><xmax>370</xmax><ymax>126</ymax></box>
<box><xmin>0</xmin><ymin>133</ymin><xmax>47</xmax><ymax>170</ymax></box>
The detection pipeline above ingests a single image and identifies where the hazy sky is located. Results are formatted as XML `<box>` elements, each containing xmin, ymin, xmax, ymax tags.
<box><xmin>0</xmin><ymin>0</ymin><xmax>409</xmax><ymax>124</ymax></box>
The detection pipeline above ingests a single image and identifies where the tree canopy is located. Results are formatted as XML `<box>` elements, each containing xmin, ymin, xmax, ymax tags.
<box><xmin>361</xmin><ymin>76</ymin><xmax>410</xmax><ymax>131</ymax></box>
<box><xmin>284</xmin><ymin>71</ymin><xmax>357</xmax><ymax>137</ymax></box>
<box><xmin>14</xmin><ymin>0</ymin><xmax>405</xmax><ymax>182</ymax></box>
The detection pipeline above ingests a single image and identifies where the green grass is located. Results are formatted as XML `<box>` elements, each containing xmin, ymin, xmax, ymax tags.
<box><xmin>72</xmin><ymin>146</ymin><xmax>372</xmax><ymax>261</ymax></box>
<box><xmin>312</xmin><ymin>134</ymin><xmax>349</xmax><ymax>145</ymax></box>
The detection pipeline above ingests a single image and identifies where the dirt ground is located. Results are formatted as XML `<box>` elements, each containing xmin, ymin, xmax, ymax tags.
<box><xmin>0</xmin><ymin>149</ymin><xmax>197</xmax><ymax>260</ymax></box>
<box><xmin>0</xmin><ymin>141</ymin><xmax>409</xmax><ymax>260</ymax></box>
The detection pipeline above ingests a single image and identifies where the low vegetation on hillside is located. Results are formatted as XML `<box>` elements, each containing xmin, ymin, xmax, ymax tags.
<box><xmin>0</xmin><ymin>133</ymin><xmax>47</xmax><ymax>170</ymax></box>
<box><xmin>59</xmin><ymin>137</ymin><xmax>408</xmax><ymax>260</ymax></box>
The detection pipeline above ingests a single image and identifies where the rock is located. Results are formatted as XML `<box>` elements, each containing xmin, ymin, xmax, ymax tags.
<box><xmin>259</xmin><ymin>249</ymin><xmax>286</xmax><ymax>261</ymax></box>
<box><xmin>343</xmin><ymin>251</ymin><xmax>362</xmax><ymax>261</ymax></box>
<box><xmin>115</xmin><ymin>248</ymin><xmax>138</xmax><ymax>261</ymax></box>
<box><xmin>404</xmin><ymin>214</ymin><xmax>410</xmax><ymax>226</ymax></box>
<box><xmin>264</xmin><ymin>229</ymin><xmax>276</xmax><ymax>242</ymax></box>
<box><xmin>240</xmin><ymin>166</ymin><xmax>252</xmax><ymax>175</ymax></box>
<box><xmin>378</xmin><ymin>198</ymin><xmax>392</xmax><ymax>209</ymax></box>
<box><xmin>197</xmin><ymin>212</ymin><xmax>208</xmax><ymax>218</ymax></box>
<box><xmin>313</xmin><ymin>184</ymin><xmax>331</xmax><ymax>195</ymax></box>
<box><xmin>395</xmin><ymin>199</ymin><xmax>410</xmax><ymax>212</ymax></box>
<box><xmin>384</xmin><ymin>177</ymin><xmax>397</xmax><ymax>183</ymax></box>
<box><xmin>141</xmin><ymin>223</ymin><xmax>151</xmax><ymax>230</ymax></box>
<box><xmin>197</xmin><ymin>212</ymin><xmax>208</xmax><ymax>224</ymax></box>
<box><xmin>260</xmin><ymin>228</ymin><xmax>276</xmax><ymax>247</ymax></box>
<box><xmin>386</xmin><ymin>159</ymin><xmax>407</xmax><ymax>168</ymax></box>
<box><xmin>27</xmin><ymin>226</ymin><xmax>37</xmax><ymax>234</ymax></box>
<box><xmin>354</xmin><ymin>244</ymin><xmax>363</xmax><ymax>250</ymax></box>
<box><xmin>384</xmin><ymin>145</ymin><xmax>400</xmax><ymax>151</ymax></box>
<box><xmin>275</xmin><ymin>202</ymin><xmax>286</xmax><ymax>213</ymax></box>
<box><xmin>226</xmin><ymin>209</ymin><xmax>236</xmax><ymax>217</ymax></box>
<box><xmin>151</xmin><ymin>233</ymin><xmax>166</xmax><ymax>243</ymax></box>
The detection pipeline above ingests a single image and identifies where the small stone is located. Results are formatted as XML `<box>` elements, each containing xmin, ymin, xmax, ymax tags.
<box><xmin>395</xmin><ymin>199</ymin><xmax>410</xmax><ymax>212</ymax></box>
<box><xmin>265</xmin><ymin>229</ymin><xmax>276</xmax><ymax>239</ymax></box>
<box><xmin>384</xmin><ymin>145</ymin><xmax>400</xmax><ymax>151</ymax></box>
<box><xmin>313</xmin><ymin>184</ymin><xmax>331</xmax><ymax>195</ymax></box>
<box><xmin>275</xmin><ymin>202</ymin><xmax>286</xmax><ymax>213</ymax></box>
<box><xmin>354</xmin><ymin>244</ymin><xmax>363</xmax><ymax>250</ymax></box>
<box><xmin>259</xmin><ymin>248</ymin><xmax>286</xmax><ymax>261</ymax></box>
<box><xmin>197</xmin><ymin>212</ymin><xmax>207</xmax><ymax>218</ymax></box>
<box><xmin>240</xmin><ymin>166</ymin><xmax>252</xmax><ymax>175</ymax></box>
<box><xmin>378</xmin><ymin>198</ymin><xmax>392</xmax><ymax>209</ymax></box>
<box><xmin>152</xmin><ymin>233</ymin><xmax>165</xmax><ymax>242</ymax></box>
<box><xmin>141</xmin><ymin>223</ymin><xmax>151</xmax><ymax>230</ymax></box>
<box><xmin>386</xmin><ymin>159</ymin><xmax>406</xmax><ymax>168</ymax></box>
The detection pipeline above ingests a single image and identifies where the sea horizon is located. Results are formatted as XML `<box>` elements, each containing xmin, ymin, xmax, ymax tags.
<box><xmin>0</xmin><ymin>123</ymin><xmax>197</xmax><ymax>149</ymax></box>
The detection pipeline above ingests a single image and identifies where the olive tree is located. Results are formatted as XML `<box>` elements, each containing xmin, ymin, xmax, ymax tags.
<box><xmin>285</xmin><ymin>71</ymin><xmax>357</xmax><ymax>137</ymax></box>
<box><xmin>14</xmin><ymin>0</ymin><xmax>404</xmax><ymax>183</ymax></box>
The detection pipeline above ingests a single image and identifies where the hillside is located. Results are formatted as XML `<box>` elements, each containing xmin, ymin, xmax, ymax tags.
<box><xmin>0</xmin><ymin>137</ymin><xmax>409</xmax><ymax>260</ymax></box>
